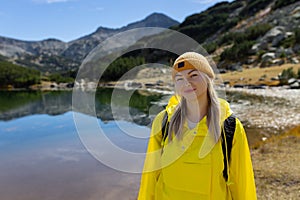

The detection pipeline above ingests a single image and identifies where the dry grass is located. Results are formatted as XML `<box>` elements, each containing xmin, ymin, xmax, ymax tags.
<box><xmin>220</xmin><ymin>64</ymin><xmax>300</xmax><ymax>86</ymax></box>
<box><xmin>251</xmin><ymin>125</ymin><xmax>300</xmax><ymax>200</ymax></box>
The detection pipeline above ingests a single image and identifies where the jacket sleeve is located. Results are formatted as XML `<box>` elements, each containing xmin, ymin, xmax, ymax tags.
<box><xmin>228</xmin><ymin>118</ymin><xmax>257</xmax><ymax>200</ymax></box>
<box><xmin>138</xmin><ymin>112</ymin><xmax>164</xmax><ymax>200</ymax></box>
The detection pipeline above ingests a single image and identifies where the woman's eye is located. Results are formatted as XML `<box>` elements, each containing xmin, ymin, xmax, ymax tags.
<box><xmin>190</xmin><ymin>74</ymin><xmax>198</xmax><ymax>78</ymax></box>
<box><xmin>175</xmin><ymin>78</ymin><xmax>183</xmax><ymax>82</ymax></box>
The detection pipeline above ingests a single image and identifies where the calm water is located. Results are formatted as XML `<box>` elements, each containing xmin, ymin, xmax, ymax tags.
<box><xmin>0</xmin><ymin>89</ymin><xmax>165</xmax><ymax>200</ymax></box>
<box><xmin>0</xmin><ymin>88</ymin><xmax>298</xmax><ymax>200</ymax></box>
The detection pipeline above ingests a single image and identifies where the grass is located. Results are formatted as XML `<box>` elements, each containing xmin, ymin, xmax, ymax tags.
<box><xmin>251</xmin><ymin>125</ymin><xmax>300</xmax><ymax>199</ymax></box>
<box><xmin>220</xmin><ymin>63</ymin><xmax>300</xmax><ymax>86</ymax></box>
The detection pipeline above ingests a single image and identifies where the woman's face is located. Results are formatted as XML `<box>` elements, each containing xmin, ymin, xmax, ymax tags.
<box><xmin>174</xmin><ymin>69</ymin><xmax>208</xmax><ymax>101</ymax></box>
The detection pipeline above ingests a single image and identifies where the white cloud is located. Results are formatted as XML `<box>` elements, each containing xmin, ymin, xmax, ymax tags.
<box><xmin>41</xmin><ymin>148</ymin><xmax>87</xmax><ymax>162</ymax></box>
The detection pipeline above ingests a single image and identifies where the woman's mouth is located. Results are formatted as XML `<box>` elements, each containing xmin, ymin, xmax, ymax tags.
<box><xmin>184</xmin><ymin>88</ymin><xmax>196</xmax><ymax>93</ymax></box>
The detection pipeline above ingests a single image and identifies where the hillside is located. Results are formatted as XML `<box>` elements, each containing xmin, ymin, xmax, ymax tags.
<box><xmin>1</xmin><ymin>0</ymin><xmax>300</xmax><ymax>88</ymax></box>
<box><xmin>0</xmin><ymin>13</ymin><xmax>179</xmax><ymax>74</ymax></box>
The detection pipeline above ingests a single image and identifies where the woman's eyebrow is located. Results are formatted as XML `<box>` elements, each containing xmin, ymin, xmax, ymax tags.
<box><xmin>175</xmin><ymin>73</ymin><xmax>183</xmax><ymax>77</ymax></box>
<box><xmin>188</xmin><ymin>69</ymin><xmax>198</xmax><ymax>75</ymax></box>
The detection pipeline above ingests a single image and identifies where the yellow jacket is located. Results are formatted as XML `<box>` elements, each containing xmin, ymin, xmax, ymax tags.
<box><xmin>138</xmin><ymin>97</ymin><xmax>257</xmax><ymax>200</ymax></box>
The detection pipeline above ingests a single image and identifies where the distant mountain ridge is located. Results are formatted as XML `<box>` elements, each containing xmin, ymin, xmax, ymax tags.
<box><xmin>0</xmin><ymin>13</ymin><xmax>179</xmax><ymax>73</ymax></box>
<box><xmin>1</xmin><ymin>0</ymin><xmax>300</xmax><ymax>79</ymax></box>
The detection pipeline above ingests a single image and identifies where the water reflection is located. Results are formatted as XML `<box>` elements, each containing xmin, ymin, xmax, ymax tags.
<box><xmin>0</xmin><ymin>89</ymin><xmax>166</xmax><ymax>125</ymax></box>
<box><xmin>0</xmin><ymin>111</ymin><xmax>149</xmax><ymax>200</ymax></box>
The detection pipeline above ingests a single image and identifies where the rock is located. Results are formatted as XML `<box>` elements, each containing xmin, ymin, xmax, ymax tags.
<box><xmin>228</xmin><ymin>63</ymin><xmax>242</xmax><ymax>71</ymax></box>
<box><xmin>250</xmin><ymin>42</ymin><xmax>268</xmax><ymax>53</ymax></box>
<box><xmin>285</xmin><ymin>48</ymin><xmax>294</xmax><ymax>56</ymax></box>
<box><xmin>271</xmin><ymin>77</ymin><xmax>279</xmax><ymax>81</ymax></box>
<box><xmin>233</xmin><ymin>84</ymin><xmax>245</xmax><ymax>88</ymax></box>
<box><xmin>156</xmin><ymin>80</ymin><xmax>164</xmax><ymax>86</ymax></box>
<box><xmin>124</xmin><ymin>81</ymin><xmax>142</xmax><ymax>89</ymax></box>
<box><xmin>285</xmin><ymin>32</ymin><xmax>294</xmax><ymax>38</ymax></box>
<box><xmin>248</xmin><ymin>85</ymin><xmax>267</xmax><ymax>89</ymax></box>
<box><xmin>272</xmin><ymin>33</ymin><xmax>285</xmax><ymax>47</ymax></box>
<box><xmin>290</xmin><ymin>81</ymin><xmax>300</xmax><ymax>89</ymax></box>
<box><xmin>291</xmin><ymin>57</ymin><xmax>299</xmax><ymax>64</ymax></box>
<box><xmin>291</xmin><ymin>6</ymin><xmax>300</xmax><ymax>19</ymax></box>
<box><xmin>288</xmin><ymin>78</ymin><xmax>297</xmax><ymax>85</ymax></box>
<box><xmin>263</xmin><ymin>26</ymin><xmax>285</xmax><ymax>43</ymax></box>
<box><xmin>246</xmin><ymin>58</ymin><xmax>256</xmax><ymax>64</ymax></box>
<box><xmin>219</xmin><ymin>69</ymin><xmax>227</xmax><ymax>74</ymax></box>
<box><xmin>261</xmin><ymin>52</ymin><xmax>276</xmax><ymax>62</ymax></box>
<box><xmin>223</xmin><ymin>80</ymin><xmax>230</xmax><ymax>85</ymax></box>
<box><xmin>271</xmin><ymin>59</ymin><xmax>284</xmax><ymax>66</ymax></box>
<box><xmin>292</xmin><ymin>44</ymin><xmax>300</xmax><ymax>53</ymax></box>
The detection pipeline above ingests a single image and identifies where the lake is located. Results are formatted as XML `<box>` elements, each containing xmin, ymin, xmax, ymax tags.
<box><xmin>0</xmin><ymin>88</ymin><xmax>299</xmax><ymax>200</ymax></box>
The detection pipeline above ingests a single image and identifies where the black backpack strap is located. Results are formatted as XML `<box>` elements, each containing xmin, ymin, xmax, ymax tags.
<box><xmin>161</xmin><ymin>111</ymin><xmax>169</xmax><ymax>146</ymax></box>
<box><xmin>221</xmin><ymin>114</ymin><xmax>236</xmax><ymax>182</ymax></box>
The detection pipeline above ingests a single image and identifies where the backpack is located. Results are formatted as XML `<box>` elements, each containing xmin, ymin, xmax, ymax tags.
<box><xmin>161</xmin><ymin>111</ymin><xmax>236</xmax><ymax>182</ymax></box>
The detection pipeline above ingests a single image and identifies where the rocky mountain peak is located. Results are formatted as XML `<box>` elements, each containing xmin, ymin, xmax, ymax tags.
<box><xmin>0</xmin><ymin>13</ymin><xmax>179</xmax><ymax>72</ymax></box>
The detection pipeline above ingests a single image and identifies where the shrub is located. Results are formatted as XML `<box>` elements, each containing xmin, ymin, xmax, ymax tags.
<box><xmin>220</xmin><ymin>40</ymin><xmax>255</xmax><ymax>61</ymax></box>
<box><xmin>0</xmin><ymin>61</ymin><xmax>41</xmax><ymax>88</ymax></box>
<box><xmin>273</xmin><ymin>0</ymin><xmax>298</xmax><ymax>10</ymax></box>
<box><xmin>203</xmin><ymin>42</ymin><xmax>218</xmax><ymax>54</ymax></box>
<box><xmin>278</xmin><ymin>67</ymin><xmax>297</xmax><ymax>84</ymax></box>
<box><xmin>219</xmin><ymin>23</ymin><xmax>272</xmax><ymax>46</ymax></box>
<box><xmin>101</xmin><ymin>56</ymin><xmax>145</xmax><ymax>81</ymax></box>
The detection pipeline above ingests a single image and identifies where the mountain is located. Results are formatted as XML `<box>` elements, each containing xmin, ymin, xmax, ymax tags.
<box><xmin>0</xmin><ymin>13</ymin><xmax>179</xmax><ymax>73</ymax></box>
<box><xmin>1</xmin><ymin>0</ymin><xmax>300</xmax><ymax>80</ymax></box>
<box><xmin>173</xmin><ymin>0</ymin><xmax>300</xmax><ymax>70</ymax></box>
<box><xmin>135</xmin><ymin>0</ymin><xmax>300</xmax><ymax>72</ymax></box>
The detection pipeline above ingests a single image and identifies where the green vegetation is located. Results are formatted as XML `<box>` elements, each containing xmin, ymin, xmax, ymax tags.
<box><xmin>0</xmin><ymin>61</ymin><xmax>41</xmax><ymax>88</ymax></box>
<box><xmin>0</xmin><ymin>91</ymin><xmax>42</xmax><ymax>112</ymax></box>
<box><xmin>47</xmin><ymin>73</ymin><xmax>74</xmax><ymax>83</ymax></box>
<box><xmin>101</xmin><ymin>56</ymin><xmax>145</xmax><ymax>81</ymax></box>
<box><xmin>0</xmin><ymin>55</ymin><xmax>7</xmax><ymax>61</ymax></box>
<box><xmin>278</xmin><ymin>28</ymin><xmax>300</xmax><ymax>49</ymax></box>
<box><xmin>218</xmin><ymin>23</ymin><xmax>272</xmax><ymax>62</ymax></box>
<box><xmin>203</xmin><ymin>42</ymin><xmax>218</xmax><ymax>54</ymax></box>
<box><xmin>219</xmin><ymin>23</ymin><xmax>273</xmax><ymax>45</ymax></box>
<box><xmin>95</xmin><ymin>88</ymin><xmax>163</xmax><ymax>113</ymax></box>
<box><xmin>240</xmin><ymin>0</ymin><xmax>274</xmax><ymax>17</ymax></box>
<box><xmin>273</xmin><ymin>0</ymin><xmax>298</xmax><ymax>9</ymax></box>
<box><xmin>176</xmin><ymin>1</ymin><xmax>244</xmax><ymax>43</ymax></box>
<box><xmin>278</xmin><ymin>67</ymin><xmax>299</xmax><ymax>85</ymax></box>
<box><xmin>220</xmin><ymin>40</ymin><xmax>255</xmax><ymax>61</ymax></box>
<box><xmin>295</xmin><ymin>28</ymin><xmax>300</xmax><ymax>44</ymax></box>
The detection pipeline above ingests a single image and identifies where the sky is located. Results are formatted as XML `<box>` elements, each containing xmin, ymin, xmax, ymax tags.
<box><xmin>0</xmin><ymin>0</ymin><xmax>233</xmax><ymax>42</ymax></box>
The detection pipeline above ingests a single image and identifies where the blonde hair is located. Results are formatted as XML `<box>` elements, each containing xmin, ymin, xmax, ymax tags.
<box><xmin>168</xmin><ymin>74</ymin><xmax>221</xmax><ymax>142</ymax></box>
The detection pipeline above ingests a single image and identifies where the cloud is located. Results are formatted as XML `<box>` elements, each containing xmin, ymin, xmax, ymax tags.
<box><xmin>43</xmin><ymin>148</ymin><xmax>87</xmax><ymax>162</ymax></box>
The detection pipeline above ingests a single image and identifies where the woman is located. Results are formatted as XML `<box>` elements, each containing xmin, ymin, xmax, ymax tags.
<box><xmin>138</xmin><ymin>52</ymin><xmax>257</xmax><ymax>199</ymax></box>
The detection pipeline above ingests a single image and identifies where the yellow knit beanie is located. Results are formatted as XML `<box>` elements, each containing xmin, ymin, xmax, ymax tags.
<box><xmin>172</xmin><ymin>52</ymin><xmax>215</xmax><ymax>79</ymax></box>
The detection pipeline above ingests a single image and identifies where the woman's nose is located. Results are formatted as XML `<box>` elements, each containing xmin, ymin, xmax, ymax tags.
<box><xmin>184</xmin><ymin>79</ymin><xmax>191</xmax><ymax>86</ymax></box>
